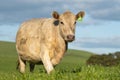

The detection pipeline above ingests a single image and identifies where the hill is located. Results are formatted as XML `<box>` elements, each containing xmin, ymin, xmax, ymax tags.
<box><xmin>0</xmin><ymin>41</ymin><xmax>93</xmax><ymax>72</ymax></box>
<box><xmin>0</xmin><ymin>41</ymin><xmax>120</xmax><ymax>80</ymax></box>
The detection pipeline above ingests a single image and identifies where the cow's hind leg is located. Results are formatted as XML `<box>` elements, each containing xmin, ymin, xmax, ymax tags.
<box><xmin>17</xmin><ymin>57</ymin><xmax>26</xmax><ymax>73</ymax></box>
<box><xmin>16</xmin><ymin>59</ymin><xmax>20</xmax><ymax>70</ymax></box>
<box><xmin>29</xmin><ymin>63</ymin><xmax>35</xmax><ymax>72</ymax></box>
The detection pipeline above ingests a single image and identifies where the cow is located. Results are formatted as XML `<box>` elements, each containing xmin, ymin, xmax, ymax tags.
<box><xmin>16</xmin><ymin>11</ymin><xmax>85</xmax><ymax>74</ymax></box>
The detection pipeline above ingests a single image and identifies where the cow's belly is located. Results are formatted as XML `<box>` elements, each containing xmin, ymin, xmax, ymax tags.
<box><xmin>19</xmin><ymin>52</ymin><xmax>41</xmax><ymax>63</ymax></box>
<box><xmin>17</xmin><ymin>38</ymin><xmax>42</xmax><ymax>63</ymax></box>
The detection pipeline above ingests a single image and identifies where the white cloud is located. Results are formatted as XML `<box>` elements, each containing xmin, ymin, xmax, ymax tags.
<box><xmin>71</xmin><ymin>37</ymin><xmax>120</xmax><ymax>48</ymax></box>
<box><xmin>69</xmin><ymin>36</ymin><xmax>120</xmax><ymax>54</ymax></box>
<box><xmin>0</xmin><ymin>0</ymin><xmax>120</xmax><ymax>24</ymax></box>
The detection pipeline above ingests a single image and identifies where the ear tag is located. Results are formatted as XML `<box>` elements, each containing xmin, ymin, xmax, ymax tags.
<box><xmin>77</xmin><ymin>17</ymin><xmax>83</xmax><ymax>22</ymax></box>
<box><xmin>53</xmin><ymin>20</ymin><xmax>59</xmax><ymax>26</ymax></box>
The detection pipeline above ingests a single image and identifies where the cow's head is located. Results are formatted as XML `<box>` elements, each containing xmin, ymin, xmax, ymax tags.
<box><xmin>52</xmin><ymin>11</ymin><xmax>85</xmax><ymax>42</ymax></box>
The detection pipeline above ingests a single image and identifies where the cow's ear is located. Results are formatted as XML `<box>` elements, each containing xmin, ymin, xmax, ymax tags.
<box><xmin>76</xmin><ymin>11</ymin><xmax>85</xmax><ymax>20</ymax></box>
<box><xmin>52</xmin><ymin>11</ymin><xmax>59</xmax><ymax>19</ymax></box>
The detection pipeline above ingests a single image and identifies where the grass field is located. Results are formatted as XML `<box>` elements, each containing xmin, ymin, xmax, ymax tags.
<box><xmin>0</xmin><ymin>41</ymin><xmax>120</xmax><ymax>80</ymax></box>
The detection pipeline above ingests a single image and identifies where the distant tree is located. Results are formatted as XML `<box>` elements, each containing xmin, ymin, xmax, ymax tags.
<box><xmin>114</xmin><ymin>52</ymin><xmax>120</xmax><ymax>58</ymax></box>
<box><xmin>86</xmin><ymin>52</ymin><xmax>120</xmax><ymax>66</ymax></box>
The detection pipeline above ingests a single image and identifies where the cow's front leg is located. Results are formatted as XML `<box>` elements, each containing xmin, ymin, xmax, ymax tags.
<box><xmin>51</xmin><ymin>41</ymin><xmax>66</xmax><ymax>66</ymax></box>
<box><xmin>51</xmin><ymin>50</ymin><xmax>65</xmax><ymax>66</ymax></box>
<box><xmin>51</xmin><ymin>55</ymin><xmax>62</xmax><ymax>66</ymax></box>
<box><xmin>41</xmin><ymin>47</ymin><xmax>54</xmax><ymax>74</ymax></box>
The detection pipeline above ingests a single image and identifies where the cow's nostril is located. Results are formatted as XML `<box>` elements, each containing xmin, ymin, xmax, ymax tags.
<box><xmin>67</xmin><ymin>35</ymin><xmax>75</xmax><ymax>40</ymax></box>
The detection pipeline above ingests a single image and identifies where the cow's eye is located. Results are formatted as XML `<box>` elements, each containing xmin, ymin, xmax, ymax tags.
<box><xmin>60</xmin><ymin>22</ymin><xmax>64</xmax><ymax>25</ymax></box>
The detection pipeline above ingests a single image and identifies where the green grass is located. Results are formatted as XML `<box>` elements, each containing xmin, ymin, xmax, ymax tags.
<box><xmin>0</xmin><ymin>41</ymin><xmax>120</xmax><ymax>80</ymax></box>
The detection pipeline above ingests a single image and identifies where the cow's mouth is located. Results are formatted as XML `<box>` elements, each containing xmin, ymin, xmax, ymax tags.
<box><xmin>66</xmin><ymin>39</ymin><xmax>74</xmax><ymax>42</ymax></box>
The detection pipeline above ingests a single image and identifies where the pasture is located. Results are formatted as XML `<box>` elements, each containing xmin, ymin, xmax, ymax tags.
<box><xmin>0</xmin><ymin>41</ymin><xmax>120</xmax><ymax>80</ymax></box>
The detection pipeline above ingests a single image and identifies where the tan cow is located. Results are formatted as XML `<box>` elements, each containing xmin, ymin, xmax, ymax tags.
<box><xmin>16</xmin><ymin>11</ymin><xmax>85</xmax><ymax>74</ymax></box>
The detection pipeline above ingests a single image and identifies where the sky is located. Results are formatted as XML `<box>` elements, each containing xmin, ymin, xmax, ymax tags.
<box><xmin>0</xmin><ymin>0</ymin><xmax>120</xmax><ymax>54</ymax></box>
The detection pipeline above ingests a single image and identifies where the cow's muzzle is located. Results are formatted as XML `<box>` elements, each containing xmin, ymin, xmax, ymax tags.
<box><xmin>66</xmin><ymin>35</ymin><xmax>75</xmax><ymax>42</ymax></box>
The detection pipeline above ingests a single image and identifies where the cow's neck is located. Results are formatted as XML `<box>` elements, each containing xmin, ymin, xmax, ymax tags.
<box><xmin>65</xmin><ymin>41</ymin><xmax>68</xmax><ymax>51</ymax></box>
